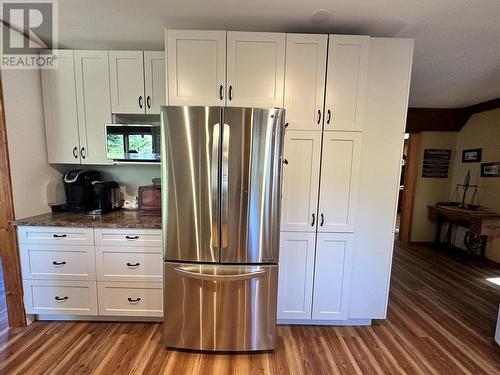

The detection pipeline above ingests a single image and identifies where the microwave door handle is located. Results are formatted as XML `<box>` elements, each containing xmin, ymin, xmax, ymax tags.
<box><xmin>221</xmin><ymin>123</ymin><xmax>230</xmax><ymax>249</ymax></box>
<box><xmin>211</xmin><ymin>124</ymin><xmax>220</xmax><ymax>248</ymax></box>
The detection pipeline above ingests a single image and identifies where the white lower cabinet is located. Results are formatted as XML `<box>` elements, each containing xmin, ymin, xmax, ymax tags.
<box><xmin>278</xmin><ymin>232</ymin><xmax>353</xmax><ymax>322</ymax></box>
<box><xmin>97</xmin><ymin>282</ymin><xmax>163</xmax><ymax>317</ymax></box>
<box><xmin>311</xmin><ymin>233</ymin><xmax>353</xmax><ymax>320</ymax></box>
<box><xmin>23</xmin><ymin>279</ymin><xmax>98</xmax><ymax>316</ymax></box>
<box><xmin>18</xmin><ymin>226</ymin><xmax>163</xmax><ymax>320</ymax></box>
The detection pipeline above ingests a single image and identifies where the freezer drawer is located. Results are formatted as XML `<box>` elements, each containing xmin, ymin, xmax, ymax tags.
<box><xmin>164</xmin><ymin>262</ymin><xmax>278</xmax><ymax>352</ymax></box>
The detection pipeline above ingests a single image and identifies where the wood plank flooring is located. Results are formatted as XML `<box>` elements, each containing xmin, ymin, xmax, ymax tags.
<box><xmin>1</xmin><ymin>241</ymin><xmax>499</xmax><ymax>374</ymax></box>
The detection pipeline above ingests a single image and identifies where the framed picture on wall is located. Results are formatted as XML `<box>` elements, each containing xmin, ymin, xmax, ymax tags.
<box><xmin>462</xmin><ymin>148</ymin><xmax>482</xmax><ymax>163</ymax></box>
<box><xmin>481</xmin><ymin>162</ymin><xmax>500</xmax><ymax>177</ymax></box>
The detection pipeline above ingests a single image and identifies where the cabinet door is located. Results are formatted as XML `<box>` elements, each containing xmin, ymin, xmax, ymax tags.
<box><xmin>318</xmin><ymin>132</ymin><xmax>362</xmax><ymax>233</ymax></box>
<box><xmin>277</xmin><ymin>232</ymin><xmax>316</xmax><ymax>320</ymax></box>
<box><xmin>167</xmin><ymin>30</ymin><xmax>226</xmax><ymax>106</ymax></box>
<box><xmin>284</xmin><ymin>34</ymin><xmax>327</xmax><ymax>131</ymax></box>
<box><xmin>109</xmin><ymin>51</ymin><xmax>145</xmax><ymax>114</ymax></box>
<box><xmin>312</xmin><ymin>233</ymin><xmax>353</xmax><ymax>320</ymax></box>
<box><xmin>324</xmin><ymin>35</ymin><xmax>370</xmax><ymax>131</ymax></box>
<box><xmin>227</xmin><ymin>32</ymin><xmax>285</xmax><ymax>107</ymax></box>
<box><xmin>74</xmin><ymin>50</ymin><xmax>113</xmax><ymax>165</ymax></box>
<box><xmin>41</xmin><ymin>50</ymin><xmax>80</xmax><ymax>164</ymax></box>
<box><xmin>281</xmin><ymin>131</ymin><xmax>321</xmax><ymax>232</ymax></box>
<box><xmin>144</xmin><ymin>51</ymin><xmax>166</xmax><ymax>114</ymax></box>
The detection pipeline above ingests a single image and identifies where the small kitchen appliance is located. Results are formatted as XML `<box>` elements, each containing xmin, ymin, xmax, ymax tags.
<box><xmin>89</xmin><ymin>181</ymin><xmax>123</xmax><ymax>215</ymax></box>
<box><xmin>51</xmin><ymin>170</ymin><xmax>101</xmax><ymax>213</ymax></box>
<box><xmin>138</xmin><ymin>179</ymin><xmax>161</xmax><ymax>212</ymax></box>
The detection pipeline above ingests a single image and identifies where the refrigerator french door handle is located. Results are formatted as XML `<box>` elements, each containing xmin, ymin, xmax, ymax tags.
<box><xmin>211</xmin><ymin>124</ymin><xmax>220</xmax><ymax>248</ymax></box>
<box><xmin>221</xmin><ymin>123</ymin><xmax>230</xmax><ymax>248</ymax></box>
<box><xmin>173</xmin><ymin>267</ymin><xmax>266</xmax><ymax>281</ymax></box>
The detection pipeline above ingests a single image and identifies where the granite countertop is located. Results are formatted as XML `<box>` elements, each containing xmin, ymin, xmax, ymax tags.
<box><xmin>11</xmin><ymin>210</ymin><xmax>162</xmax><ymax>229</ymax></box>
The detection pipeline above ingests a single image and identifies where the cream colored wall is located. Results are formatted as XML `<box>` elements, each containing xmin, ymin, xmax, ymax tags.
<box><xmin>410</xmin><ymin>131</ymin><xmax>457</xmax><ymax>242</ymax></box>
<box><xmin>450</xmin><ymin>108</ymin><xmax>500</xmax><ymax>261</ymax></box>
<box><xmin>2</xmin><ymin>69</ymin><xmax>65</xmax><ymax>218</ymax></box>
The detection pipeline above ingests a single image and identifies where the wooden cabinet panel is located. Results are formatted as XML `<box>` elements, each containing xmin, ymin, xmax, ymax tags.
<box><xmin>227</xmin><ymin>31</ymin><xmax>285</xmax><ymax>107</ymax></box>
<box><xmin>74</xmin><ymin>50</ymin><xmax>113</xmax><ymax>165</ymax></box>
<box><xmin>284</xmin><ymin>34</ymin><xmax>327</xmax><ymax>131</ymax></box>
<box><xmin>167</xmin><ymin>30</ymin><xmax>226</xmax><ymax>106</ymax></box>
<box><xmin>17</xmin><ymin>226</ymin><xmax>94</xmax><ymax>246</ymax></box>
<box><xmin>281</xmin><ymin>131</ymin><xmax>321</xmax><ymax>232</ymax></box>
<box><xmin>318</xmin><ymin>132</ymin><xmax>362</xmax><ymax>232</ymax></box>
<box><xmin>144</xmin><ymin>51</ymin><xmax>166</xmax><ymax>114</ymax></box>
<box><xmin>311</xmin><ymin>233</ymin><xmax>353</xmax><ymax>320</ymax></box>
<box><xmin>277</xmin><ymin>232</ymin><xmax>316</xmax><ymax>320</ymax></box>
<box><xmin>41</xmin><ymin>50</ymin><xmax>80</xmax><ymax>164</ymax></box>
<box><xmin>109</xmin><ymin>51</ymin><xmax>145</xmax><ymax>114</ymax></box>
<box><xmin>324</xmin><ymin>35</ymin><xmax>370</xmax><ymax>131</ymax></box>
<box><xmin>94</xmin><ymin>228</ymin><xmax>162</xmax><ymax>247</ymax></box>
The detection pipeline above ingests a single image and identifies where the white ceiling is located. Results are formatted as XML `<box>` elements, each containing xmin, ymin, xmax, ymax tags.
<box><xmin>51</xmin><ymin>0</ymin><xmax>500</xmax><ymax>108</ymax></box>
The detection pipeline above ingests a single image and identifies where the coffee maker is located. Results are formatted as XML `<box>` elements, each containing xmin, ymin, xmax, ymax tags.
<box><xmin>52</xmin><ymin>170</ymin><xmax>102</xmax><ymax>213</ymax></box>
<box><xmin>89</xmin><ymin>181</ymin><xmax>123</xmax><ymax>215</ymax></box>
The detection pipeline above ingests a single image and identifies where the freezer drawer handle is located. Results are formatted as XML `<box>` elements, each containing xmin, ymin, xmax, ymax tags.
<box><xmin>174</xmin><ymin>267</ymin><xmax>266</xmax><ymax>281</ymax></box>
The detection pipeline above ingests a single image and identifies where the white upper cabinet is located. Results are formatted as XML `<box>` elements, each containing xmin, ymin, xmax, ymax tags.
<box><xmin>284</xmin><ymin>34</ymin><xmax>327</xmax><ymax>131</ymax></box>
<box><xmin>144</xmin><ymin>51</ymin><xmax>167</xmax><ymax>114</ymax></box>
<box><xmin>41</xmin><ymin>50</ymin><xmax>80</xmax><ymax>164</ymax></box>
<box><xmin>167</xmin><ymin>30</ymin><xmax>226</xmax><ymax>106</ymax></box>
<box><xmin>312</xmin><ymin>233</ymin><xmax>353</xmax><ymax>320</ymax></box>
<box><xmin>318</xmin><ymin>132</ymin><xmax>362</xmax><ymax>232</ymax></box>
<box><xmin>277</xmin><ymin>232</ymin><xmax>316</xmax><ymax>320</ymax></box>
<box><xmin>109</xmin><ymin>51</ymin><xmax>145</xmax><ymax>114</ymax></box>
<box><xmin>226</xmin><ymin>32</ymin><xmax>285</xmax><ymax>107</ymax></box>
<box><xmin>324</xmin><ymin>35</ymin><xmax>370</xmax><ymax>131</ymax></box>
<box><xmin>281</xmin><ymin>130</ymin><xmax>321</xmax><ymax>232</ymax></box>
<box><xmin>74</xmin><ymin>50</ymin><xmax>113</xmax><ymax>165</ymax></box>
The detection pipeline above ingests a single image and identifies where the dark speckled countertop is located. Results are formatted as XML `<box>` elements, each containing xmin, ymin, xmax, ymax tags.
<box><xmin>11</xmin><ymin>210</ymin><xmax>161</xmax><ymax>229</ymax></box>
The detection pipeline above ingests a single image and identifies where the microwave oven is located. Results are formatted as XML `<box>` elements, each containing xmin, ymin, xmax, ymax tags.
<box><xmin>105</xmin><ymin>124</ymin><xmax>160</xmax><ymax>162</ymax></box>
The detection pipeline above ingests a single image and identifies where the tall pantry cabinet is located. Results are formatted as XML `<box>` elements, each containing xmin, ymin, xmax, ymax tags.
<box><xmin>278</xmin><ymin>34</ymin><xmax>368</xmax><ymax>322</ymax></box>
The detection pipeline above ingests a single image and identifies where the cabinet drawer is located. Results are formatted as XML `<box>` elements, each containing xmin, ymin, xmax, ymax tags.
<box><xmin>94</xmin><ymin>228</ymin><xmax>162</xmax><ymax>247</ymax></box>
<box><xmin>96</xmin><ymin>247</ymin><xmax>162</xmax><ymax>282</ymax></box>
<box><xmin>97</xmin><ymin>282</ymin><xmax>163</xmax><ymax>317</ymax></box>
<box><xmin>20</xmin><ymin>244</ymin><xmax>95</xmax><ymax>281</ymax></box>
<box><xmin>23</xmin><ymin>280</ymin><xmax>98</xmax><ymax>315</ymax></box>
<box><xmin>17</xmin><ymin>226</ymin><xmax>94</xmax><ymax>245</ymax></box>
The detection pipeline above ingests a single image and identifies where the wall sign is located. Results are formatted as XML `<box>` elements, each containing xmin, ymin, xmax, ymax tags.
<box><xmin>481</xmin><ymin>162</ymin><xmax>500</xmax><ymax>177</ymax></box>
<box><xmin>422</xmin><ymin>149</ymin><xmax>451</xmax><ymax>178</ymax></box>
<box><xmin>462</xmin><ymin>148</ymin><xmax>482</xmax><ymax>163</ymax></box>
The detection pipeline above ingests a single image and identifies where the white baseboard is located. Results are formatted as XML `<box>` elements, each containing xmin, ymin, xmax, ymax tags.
<box><xmin>277</xmin><ymin>318</ymin><xmax>372</xmax><ymax>326</ymax></box>
<box><xmin>36</xmin><ymin>315</ymin><xmax>162</xmax><ymax>322</ymax></box>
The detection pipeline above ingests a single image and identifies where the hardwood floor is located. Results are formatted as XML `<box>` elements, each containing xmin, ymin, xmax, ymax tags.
<box><xmin>1</xmin><ymin>241</ymin><xmax>499</xmax><ymax>374</ymax></box>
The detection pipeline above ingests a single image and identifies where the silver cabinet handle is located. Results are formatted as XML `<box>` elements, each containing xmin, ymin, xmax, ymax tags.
<box><xmin>174</xmin><ymin>267</ymin><xmax>266</xmax><ymax>281</ymax></box>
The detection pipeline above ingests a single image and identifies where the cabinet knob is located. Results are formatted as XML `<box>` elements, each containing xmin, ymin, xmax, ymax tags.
<box><xmin>283</xmin><ymin>159</ymin><xmax>288</xmax><ymax>165</ymax></box>
<box><xmin>138</xmin><ymin>96</ymin><xmax>143</xmax><ymax>109</ymax></box>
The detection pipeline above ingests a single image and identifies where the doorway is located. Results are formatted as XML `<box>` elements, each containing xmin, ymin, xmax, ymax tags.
<box><xmin>396</xmin><ymin>132</ymin><xmax>421</xmax><ymax>244</ymax></box>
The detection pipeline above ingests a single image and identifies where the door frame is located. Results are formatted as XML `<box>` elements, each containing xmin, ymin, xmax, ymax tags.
<box><xmin>0</xmin><ymin>75</ymin><xmax>27</xmax><ymax>327</ymax></box>
<box><xmin>399</xmin><ymin>132</ymin><xmax>421</xmax><ymax>244</ymax></box>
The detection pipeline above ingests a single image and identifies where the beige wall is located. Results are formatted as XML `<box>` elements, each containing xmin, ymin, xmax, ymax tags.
<box><xmin>450</xmin><ymin>108</ymin><xmax>500</xmax><ymax>261</ymax></box>
<box><xmin>2</xmin><ymin>68</ymin><xmax>65</xmax><ymax>219</ymax></box>
<box><xmin>410</xmin><ymin>131</ymin><xmax>457</xmax><ymax>242</ymax></box>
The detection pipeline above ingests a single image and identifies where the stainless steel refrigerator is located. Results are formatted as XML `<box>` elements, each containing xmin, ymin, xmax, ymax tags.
<box><xmin>161</xmin><ymin>106</ymin><xmax>285</xmax><ymax>352</ymax></box>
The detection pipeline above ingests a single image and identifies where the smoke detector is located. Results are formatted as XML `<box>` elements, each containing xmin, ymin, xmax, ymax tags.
<box><xmin>310</xmin><ymin>9</ymin><xmax>330</xmax><ymax>24</ymax></box>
